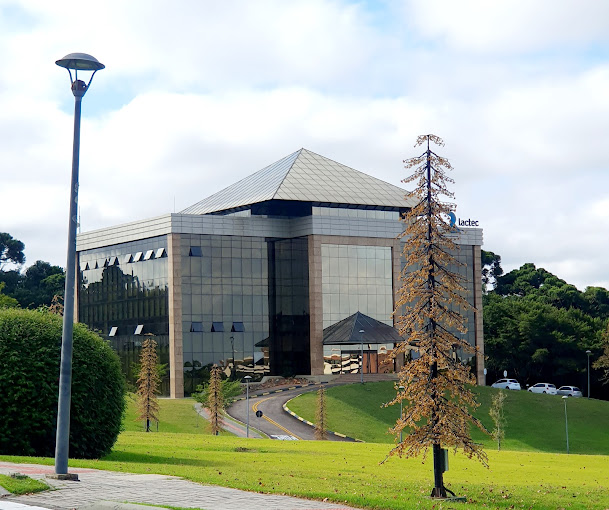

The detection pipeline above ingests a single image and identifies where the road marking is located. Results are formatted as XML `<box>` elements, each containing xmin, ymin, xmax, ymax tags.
<box><xmin>252</xmin><ymin>397</ymin><xmax>302</xmax><ymax>440</ymax></box>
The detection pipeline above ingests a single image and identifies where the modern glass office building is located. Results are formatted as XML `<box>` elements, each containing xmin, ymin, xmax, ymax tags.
<box><xmin>76</xmin><ymin>149</ymin><xmax>484</xmax><ymax>397</ymax></box>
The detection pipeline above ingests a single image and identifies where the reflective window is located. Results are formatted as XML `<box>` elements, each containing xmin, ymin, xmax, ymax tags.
<box><xmin>321</xmin><ymin>244</ymin><xmax>393</xmax><ymax>329</ymax></box>
<box><xmin>190</xmin><ymin>322</ymin><xmax>203</xmax><ymax>333</ymax></box>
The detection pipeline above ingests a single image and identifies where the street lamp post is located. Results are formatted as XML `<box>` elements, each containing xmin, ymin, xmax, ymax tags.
<box><xmin>230</xmin><ymin>336</ymin><xmax>235</xmax><ymax>381</ymax></box>
<box><xmin>562</xmin><ymin>395</ymin><xmax>569</xmax><ymax>454</ymax></box>
<box><xmin>244</xmin><ymin>375</ymin><xmax>252</xmax><ymax>438</ymax></box>
<box><xmin>359</xmin><ymin>329</ymin><xmax>365</xmax><ymax>384</ymax></box>
<box><xmin>398</xmin><ymin>385</ymin><xmax>405</xmax><ymax>443</ymax></box>
<box><xmin>586</xmin><ymin>350</ymin><xmax>592</xmax><ymax>399</ymax></box>
<box><xmin>53</xmin><ymin>53</ymin><xmax>104</xmax><ymax>480</ymax></box>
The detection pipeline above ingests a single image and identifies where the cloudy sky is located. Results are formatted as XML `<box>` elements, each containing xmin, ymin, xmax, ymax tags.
<box><xmin>1</xmin><ymin>0</ymin><xmax>608</xmax><ymax>290</ymax></box>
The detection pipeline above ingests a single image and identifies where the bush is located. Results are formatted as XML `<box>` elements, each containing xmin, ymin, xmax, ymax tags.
<box><xmin>0</xmin><ymin>308</ymin><xmax>125</xmax><ymax>458</ymax></box>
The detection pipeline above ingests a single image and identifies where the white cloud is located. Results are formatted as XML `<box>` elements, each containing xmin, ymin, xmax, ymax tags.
<box><xmin>0</xmin><ymin>0</ymin><xmax>608</xmax><ymax>292</ymax></box>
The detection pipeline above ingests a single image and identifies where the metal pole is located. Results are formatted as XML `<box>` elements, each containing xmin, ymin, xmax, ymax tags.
<box><xmin>563</xmin><ymin>396</ymin><xmax>569</xmax><ymax>454</ymax></box>
<box><xmin>245</xmin><ymin>375</ymin><xmax>251</xmax><ymax>438</ymax></box>
<box><xmin>399</xmin><ymin>385</ymin><xmax>404</xmax><ymax>443</ymax></box>
<box><xmin>55</xmin><ymin>81</ymin><xmax>86</xmax><ymax>478</ymax></box>
<box><xmin>586</xmin><ymin>350</ymin><xmax>591</xmax><ymax>399</ymax></box>
<box><xmin>359</xmin><ymin>329</ymin><xmax>364</xmax><ymax>384</ymax></box>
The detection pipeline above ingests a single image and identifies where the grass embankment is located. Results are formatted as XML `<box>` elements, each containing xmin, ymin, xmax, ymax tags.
<box><xmin>0</xmin><ymin>473</ymin><xmax>49</xmax><ymax>495</ymax></box>
<box><xmin>288</xmin><ymin>383</ymin><xmax>609</xmax><ymax>454</ymax></box>
<box><xmin>123</xmin><ymin>395</ymin><xmax>230</xmax><ymax>435</ymax></box>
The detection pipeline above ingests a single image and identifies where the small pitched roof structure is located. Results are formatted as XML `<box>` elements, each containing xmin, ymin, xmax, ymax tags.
<box><xmin>323</xmin><ymin>311</ymin><xmax>403</xmax><ymax>345</ymax></box>
<box><xmin>181</xmin><ymin>148</ymin><xmax>415</xmax><ymax>215</ymax></box>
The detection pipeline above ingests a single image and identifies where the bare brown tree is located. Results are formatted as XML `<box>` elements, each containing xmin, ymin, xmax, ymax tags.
<box><xmin>388</xmin><ymin>134</ymin><xmax>487</xmax><ymax>498</ymax></box>
<box><xmin>489</xmin><ymin>391</ymin><xmax>507</xmax><ymax>451</ymax></box>
<box><xmin>206</xmin><ymin>365</ymin><xmax>225</xmax><ymax>435</ymax></box>
<box><xmin>315</xmin><ymin>386</ymin><xmax>328</xmax><ymax>440</ymax></box>
<box><xmin>136</xmin><ymin>336</ymin><xmax>161</xmax><ymax>432</ymax></box>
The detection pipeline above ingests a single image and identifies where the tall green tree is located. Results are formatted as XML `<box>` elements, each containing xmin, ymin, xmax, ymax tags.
<box><xmin>0</xmin><ymin>233</ymin><xmax>25</xmax><ymax>269</ymax></box>
<box><xmin>389</xmin><ymin>135</ymin><xmax>487</xmax><ymax>499</ymax></box>
<box><xmin>481</xmin><ymin>250</ymin><xmax>503</xmax><ymax>293</ymax></box>
<box><xmin>484</xmin><ymin>264</ymin><xmax>607</xmax><ymax>390</ymax></box>
<box><xmin>0</xmin><ymin>283</ymin><xmax>18</xmax><ymax>309</ymax></box>
<box><xmin>12</xmin><ymin>261</ymin><xmax>64</xmax><ymax>309</ymax></box>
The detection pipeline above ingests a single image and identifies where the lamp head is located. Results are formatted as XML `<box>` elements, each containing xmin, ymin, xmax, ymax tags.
<box><xmin>56</xmin><ymin>53</ymin><xmax>105</xmax><ymax>71</ymax></box>
<box><xmin>56</xmin><ymin>53</ymin><xmax>104</xmax><ymax>98</ymax></box>
<box><xmin>244</xmin><ymin>375</ymin><xmax>252</xmax><ymax>380</ymax></box>
<box><xmin>586</xmin><ymin>350</ymin><xmax>592</xmax><ymax>355</ymax></box>
<box><xmin>562</xmin><ymin>395</ymin><xmax>568</xmax><ymax>400</ymax></box>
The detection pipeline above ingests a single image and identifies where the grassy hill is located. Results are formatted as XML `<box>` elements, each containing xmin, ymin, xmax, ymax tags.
<box><xmin>287</xmin><ymin>382</ymin><xmax>609</xmax><ymax>454</ymax></box>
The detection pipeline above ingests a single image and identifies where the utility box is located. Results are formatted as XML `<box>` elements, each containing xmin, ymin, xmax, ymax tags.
<box><xmin>440</xmin><ymin>448</ymin><xmax>449</xmax><ymax>472</ymax></box>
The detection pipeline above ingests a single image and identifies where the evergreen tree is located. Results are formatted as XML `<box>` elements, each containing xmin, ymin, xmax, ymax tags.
<box><xmin>389</xmin><ymin>135</ymin><xmax>487</xmax><ymax>498</ymax></box>
<box><xmin>315</xmin><ymin>386</ymin><xmax>328</xmax><ymax>440</ymax></box>
<box><xmin>136</xmin><ymin>336</ymin><xmax>161</xmax><ymax>432</ymax></box>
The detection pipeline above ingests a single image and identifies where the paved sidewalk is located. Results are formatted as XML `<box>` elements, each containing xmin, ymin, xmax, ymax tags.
<box><xmin>0</xmin><ymin>462</ymin><xmax>358</xmax><ymax>510</ymax></box>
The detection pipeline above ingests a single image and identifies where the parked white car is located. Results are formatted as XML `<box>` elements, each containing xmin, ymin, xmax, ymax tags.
<box><xmin>556</xmin><ymin>386</ymin><xmax>583</xmax><ymax>398</ymax></box>
<box><xmin>528</xmin><ymin>383</ymin><xmax>557</xmax><ymax>395</ymax></box>
<box><xmin>491</xmin><ymin>378</ymin><xmax>521</xmax><ymax>390</ymax></box>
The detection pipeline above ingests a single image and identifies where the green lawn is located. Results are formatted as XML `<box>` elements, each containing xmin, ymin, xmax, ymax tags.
<box><xmin>1</xmin><ymin>393</ymin><xmax>609</xmax><ymax>509</ymax></box>
<box><xmin>288</xmin><ymin>383</ymin><xmax>609</xmax><ymax>454</ymax></box>
<box><xmin>123</xmin><ymin>395</ymin><xmax>230</xmax><ymax>435</ymax></box>
<box><xmin>2</xmin><ymin>432</ymin><xmax>608</xmax><ymax>509</ymax></box>
<box><xmin>0</xmin><ymin>473</ymin><xmax>49</xmax><ymax>495</ymax></box>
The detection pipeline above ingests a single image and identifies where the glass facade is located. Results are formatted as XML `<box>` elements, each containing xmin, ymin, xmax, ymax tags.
<box><xmin>180</xmin><ymin>234</ymin><xmax>269</xmax><ymax>393</ymax></box>
<box><xmin>181</xmin><ymin>234</ymin><xmax>310</xmax><ymax>393</ymax></box>
<box><xmin>321</xmin><ymin>244</ymin><xmax>394</xmax><ymax>374</ymax></box>
<box><xmin>78</xmin><ymin>236</ymin><xmax>170</xmax><ymax>395</ymax></box>
<box><xmin>321</xmin><ymin>244</ymin><xmax>393</xmax><ymax>328</ymax></box>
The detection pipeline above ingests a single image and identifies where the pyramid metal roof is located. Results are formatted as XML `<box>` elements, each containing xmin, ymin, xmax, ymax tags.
<box><xmin>323</xmin><ymin>311</ymin><xmax>403</xmax><ymax>345</ymax></box>
<box><xmin>181</xmin><ymin>148</ymin><xmax>415</xmax><ymax>215</ymax></box>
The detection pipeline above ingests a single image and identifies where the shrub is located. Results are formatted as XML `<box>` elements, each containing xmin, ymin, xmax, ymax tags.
<box><xmin>0</xmin><ymin>308</ymin><xmax>125</xmax><ymax>458</ymax></box>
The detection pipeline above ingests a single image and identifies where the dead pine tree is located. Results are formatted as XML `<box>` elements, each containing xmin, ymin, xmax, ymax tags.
<box><xmin>136</xmin><ymin>336</ymin><xmax>161</xmax><ymax>432</ymax></box>
<box><xmin>388</xmin><ymin>134</ymin><xmax>487</xmax><ymax>498</ymax></box>
<box><xmin>489</xmin><ymin>391</ymin><xmax>507</xmax><ymax>451</ymax></box>
<box><xmin>315</xmin><ymin>386</ymin><xmax>328</xmax><ymax>440</ymax></box>
<box><xmin>207</xmin><ymin>365</ymin><xmax>225</xmax><ymax>435</ymax></box>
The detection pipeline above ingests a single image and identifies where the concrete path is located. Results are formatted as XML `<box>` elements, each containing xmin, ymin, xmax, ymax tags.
<box><xmin>0</xmin><ymin>462</ymin><xmax>359</xmax><ymax>510</ymax></box>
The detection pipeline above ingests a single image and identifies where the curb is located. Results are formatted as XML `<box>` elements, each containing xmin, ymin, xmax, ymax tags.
<box><xmin>282</xmin><ymin>397</ymin><xmax>364</xmax><ymax>443</ymax></box>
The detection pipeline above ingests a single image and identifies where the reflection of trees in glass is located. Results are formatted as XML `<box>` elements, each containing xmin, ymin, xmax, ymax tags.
<box><xmin>79</xmin><ymin>262</ymin><xmax>170</xmax><ymax>394</ymax></box>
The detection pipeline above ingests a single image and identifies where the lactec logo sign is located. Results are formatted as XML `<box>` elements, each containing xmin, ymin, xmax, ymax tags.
<box><xmin>458</xmin><ymin>218</ymin><xmax>479</xmax><ymax>227</ymax></box>
<box><xmin>448</xmin><ymin>212</ymin><xmax>457</xmax><ymax>228</ymax></box>
<box><xmin>447</xmin><ymin>212</ymin><xmax>479</xmax><ymax>228</ymax></box>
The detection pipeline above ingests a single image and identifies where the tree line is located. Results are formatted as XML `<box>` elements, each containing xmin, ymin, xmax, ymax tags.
<box><xmin>0</xmin><ymin>232</ymin><xmax>65</xmax><ymax>309</ymax></box>
<box><xmin>482</xmin><ymin>254</ymin><xmax>609</xmax><ymax>399</ymax></box>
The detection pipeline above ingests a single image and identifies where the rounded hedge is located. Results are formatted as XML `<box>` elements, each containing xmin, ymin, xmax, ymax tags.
<box><xmin>0</xmin><ymin>308</ymin><xmax>125</xmax><ymax>458</ymax></box>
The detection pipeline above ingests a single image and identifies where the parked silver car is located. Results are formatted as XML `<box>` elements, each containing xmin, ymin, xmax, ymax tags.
<box><xmin>491</xmin><ymin>378</ymin><xmax>521</xmax><ymax>390</ymax></box>
<box><xmin>528</xmin><ymin>383</ymin><xmax>557</xmax><ymax>395</ymax></box>
<box><xmin>556</xmin><ymin>386</ymin><xmax>583</xmax><ymax>398</ymax></box>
